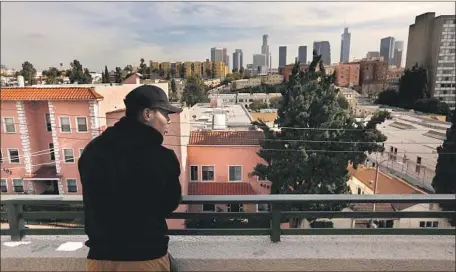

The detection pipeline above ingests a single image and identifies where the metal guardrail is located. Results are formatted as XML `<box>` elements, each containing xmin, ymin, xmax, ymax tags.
<box><xmin>1</xmin><ymin>194</ymin><xmax>455</xmax><ymax>242</ymax></box>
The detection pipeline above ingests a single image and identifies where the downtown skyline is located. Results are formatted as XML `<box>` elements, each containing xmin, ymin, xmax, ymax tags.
<box><xmin>1</xmin><ymin>1</ymin><xmax>454</xmax><ymax>71</ymax></box>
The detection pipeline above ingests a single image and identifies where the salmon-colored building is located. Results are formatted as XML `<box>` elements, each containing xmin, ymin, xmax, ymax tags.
<box><xmin>0</xmin><ymin>87</ymin><xmax>103</xmax><ymax>195</ymax></box>
<box><xmin>335</xmin><ymin>63</ymin><xmax>360</xmax><ymax>87</ymax></box>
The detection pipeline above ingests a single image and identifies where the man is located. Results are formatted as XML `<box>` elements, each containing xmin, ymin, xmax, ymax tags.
<box><xmin>79</xmin><ymin>85</ymin><xmax>182</xmax><ymax>271</ymax></box>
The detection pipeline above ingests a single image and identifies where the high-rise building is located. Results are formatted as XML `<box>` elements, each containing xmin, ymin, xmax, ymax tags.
<box><xmin>298</xmin><ymin>46</ymin><xmax>307</xmax><ymax>64</ymax></box>
<box><xmin>340</xmin><ymin>27</ymin><xmax>351</xmax><ymax>63</ymax></box>
<box><xmin>262</xmin><ymin>35</ymin><xmax>270</xmax><ymax>70</ymax></box>
<box><xmin>380</xmin><ymin>37</ymin><xmax>395</xmax><ymax>65</ymax></box>
<box><xmin>313</xmin><ymin>41</ymin><xmax>331</xmax><ymax>65</ymax></box>
<box><xmin>366</xmin><ymin>51</ymin><xmax>380</xmax><ymax>59</ymax></box>
<box><xmin>406</xmin><ymin>12</ymin><xmax>456</xmax><ymax>109</ymax></box>
<box><xmin>279</xmin><ymin>46</ymin><xmax>287</xmax><ymax>68</ymax></box>
<box><xmin>393</xmin><ymin>41</ymin><xmax>404</xmax><ymax>67</ymax></box>
<box><xmin>232</xmin><ymin>49</ymin><xmax>243</xmax><ymax>71</ymax></box>
<box><xmin>253</xmin><ymin>54</ymin><xmax>267</xmax><ymax>75</ymax></box>
<box><xmin>211</xmin><ymin>47</ymin><xmax>225</xmax><ymax>63</ymax></box>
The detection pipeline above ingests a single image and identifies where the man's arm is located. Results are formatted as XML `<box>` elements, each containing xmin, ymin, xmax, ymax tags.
<box><xmin>161</xmin><ymin>149</ymin><xmax>182</xmax><ymax>218</ymax></box>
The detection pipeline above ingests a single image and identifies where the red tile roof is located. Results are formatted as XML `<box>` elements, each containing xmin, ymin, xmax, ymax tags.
<box><xmin>188</xmin><ymin>182</ymin><xmax>256</xmax><ymax>195</ymax></box>
<box><xmin>106</xmin><ymin>108</ymin><xmax>126</xmax><ymax>114</ymax></box>
<box><xmin>189</xmin><ymin>131</ymin><xmax>264</xmax><ymax>146</ymax></box>
<box><xmin>1</xmin><ymin>87</ymin><xmax>103</xmax><ymax>101</ymax></box>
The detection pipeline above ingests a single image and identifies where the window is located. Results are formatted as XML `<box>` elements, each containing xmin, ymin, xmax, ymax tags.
<box><xmin>229</xmin><ymin>166</ymin><xmax>242</xmax><ymax>181</ymax></box>
<box><xmin>202</xmin><ymin>166</ymin><xmax>214</xmax><ymax>181</ymax></box>
<box><xmin>419</xmin><ymin>221</ymin><xmax>439</xmax><ymax>228</ymax></box>
<box><xmin>357</xmin><ymin>187</ymin><xmax>363</xmax><ymax>194</ymax></box>
<box><xmin>45</xmin><ymin>114</ymin><xmax>52</xmax><ymax>132</ymax></box>
<box><xmin>202</xmin><ymin>204</ymin><xmax>215</xmax><ymax>212</ymax></box>
<box><xmin>60</xmin><ymin>117</ymin><xmax>71</xmax><ymax>132</ymax></box>
<box><xmin>63</xmin><ymin>149</ymin><xmax>75</xmax><ymax>163</ymax></box>
<box><xmin>3</xmin><ymin>117</ymin><xmax>15</xmax><ymax>133</ymax></box>
<box><xmin>0</xmin><ymin>149</ymin><xmax>3</xmax><ymax>164</ymax></box>
<box><xmin>8</xmin><ymin>149</ymin><xmax>20</xmax><ymax>164</ymax></box>
<box><xmin>190</xmin><ymin>166</ymin><xmax>198</xmax><ymax>181</ymax></box>
<box><xmin>1</xmin><ymin>179</ymin><xmax>7</xmax><ymax>193</ymax></box>
<box><xmin>257</xmin><ymin>203</ymin><xmax>270</xmax><ymax>212</ymax></box>
<box><xmin>76</xmin><ymin>117</ymin><xmax>88</xmax><ymax>132</ymax></box>
<box><xmin>375</xmin><ymin>220</ymin><xmax>394</xmax><ymax>228</ymax></box>
<box><xmin>12</xmin><ymin>179</ymin><xmax>24</xmax><ymax>193</ymax></box>
<box><xmin>66</xmin><ymin>179</ymin><xmax>78</xmax><ymax>193</ymax></box>
<box><xmin>228</xmin><ymin>204</ymin><xmax>243</xmax><ymax>212</ymax></box>
<box><xmin>49</xmin><ymin>143</ymin><xmax>55</xmax><ymax>161</ymax></box>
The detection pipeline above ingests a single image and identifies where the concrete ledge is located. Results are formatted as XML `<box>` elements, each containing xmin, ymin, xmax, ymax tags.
<box><xmin>1</xmin><ymin>235</ymin><xmax>455</xmax><ymax>271</ymax></box>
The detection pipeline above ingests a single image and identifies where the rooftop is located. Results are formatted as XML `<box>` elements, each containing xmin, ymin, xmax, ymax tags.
<box><xmin>189</xmin><ymin>130</ymin><xmax>264</xmax><ymax>146</ymax></box>
<box><xmin>251</xmin><ymin>112</ymin><xmax>278</xmax><ymax>123</ymax></box>
<box><xmin>190</xmin><ymin>103</ymin><xmax>253</xmax><ymax>130</ymax></box>
<box><xmin>0</xmin><ymin>87</ymin><xmax>103</xmax><ymax>101</ymax></box>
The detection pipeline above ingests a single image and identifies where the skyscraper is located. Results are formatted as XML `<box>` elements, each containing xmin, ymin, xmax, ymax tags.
<box><xmin>393</xmin><ymin>41</ymin><xmax>404</xmax><ymax>67</ymax></box>
<box><xmin>253</xmin><ymin>54</ymin><xmax>267</xmax><ymax>75</ymax></box>
<box><xmin>279</xmin><ymin>46</ymin><xmax>287</xmax><ymax>68</ymax></box>
<box><xmin>379</xmin><ymin>37</ymin><xmax>395</xmax><ymax>65</ymax></box>
<box><xmin>232</xmin><ymin>49</ymin><xmax>243</xmax><ymax>71</ymax></box>
<box><xmin>261</xmin><ymin>35</ymin><xmax>270</xmax><ymax>70</ymax></box>
<box><xmin>211</xmin><ymin>47</ymin><xmax>225</xmax><ymax>62</ymax></box>
<box><xmin>366</xmin><ymin>51</ymin><xmax>380</xmax><ymax>58</ymax></box>
<box><xmin>298</xmin><ymin>46</ymin><xmax>307</xmax><ymax>64</ymax></box>
<box><xmin>340</xmin><ymin>27</ymin><xmax>351</xmax><ymax>63</ymax></box>
<box><xmin>313</xmin><ymin>41</ymin><xmax>331</xmax><ymax>65</ymax></box>
<box><xmin>406</xmin><ymin>12</ymin><xmax>456</xmax><ymax>109</ymax></box>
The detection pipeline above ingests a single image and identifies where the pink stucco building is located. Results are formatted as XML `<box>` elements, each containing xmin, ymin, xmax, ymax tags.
<box><xmin>1</xmin><ymin>87</ymin><xmax>103</xmax><ymax>195</ymax></box>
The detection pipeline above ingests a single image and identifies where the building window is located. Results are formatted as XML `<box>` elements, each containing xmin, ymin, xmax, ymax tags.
<box><xmin>416</xmin><ymin>156</ymin><xmax>422</xmax><ymax>173</ymax></box>
<box><xmin>76</xmin><ymin>117</ymin><xmax>88</xmax><ymax>132</ymax></box>
<box><xmin>60</xmin><ymin>117</ymin><xmax>71</xmax><ymax>132</ymax></box>
<box><xmin>228</xmin><ymin>204</ymin><xmax>244</xmax><ymax>213</ymax></box>
<box><xmin>419</xmin><ymin>221</ymin><xmax>439</xmax><ymax>228</ymax></box>
<box><xmin>190</xmin><ymin>166</ymin><xmax>198</xmax><ymax>181</ymax></box>
<box><xmin>63</xmin><ymin>149</ymin><xmax>75</xmax><ymax>163</ymax></box>
<box><xmin>49</xmin><ymin>143</ymin><xmax>55</xmax><ymax>161</ymax></box>
<box><xmin>8</xmin><ymin>148</ymin><xmax>20</xmax><ymax>164</ymax></box>
<box><xmin>12</xmin><ymin>179</ymin><xmax>24</xmax><ymax>193</ymax></box>
<box><xmin>0</xmin><ymin>149</ymin><xmax>3</xmax><ymax>164</ymax></box>
<box><xmin>202</xmin><ymin>204</ymin><xmax>215</xmax><ymax>212</ymax></box>
<box><xmin>45</xmin><ymin>114</ymin><xmax>52</xmax><ymax>132</ymax></box>
<box><xmin>66</xmin><ymin>179</ymin><xmax>78</xmax><ymax>193</ymax></box>
<box><xmin>1</xmin><ymin>179</ymin><xmax>7</xmax><ymax>193</ymax></box>
<box><xmin>229</xmin><ymin>166</ymin><xmax>242</xmax><ymax>181</ymax></box>
<box><xmin>202</xmin><ymin>166</ymin><xmax>214</xmax><ymax>181</ymax></box>
<box><xmin>3</xmin><ymin>117</ymin><xmax>16</xmax><ymax>133</ymax></box>
<box><xmin>374</xmin><ymin>220</ymin><xmax>394</xmax><ymax>228</ymax></box>
<box><xmin>357</xmin><ymin>187</ymin><xmax>363</xmax><ymax>194</ymax></box>
<box><xmin>257</xmin><ymin>203</ymin><xmax>270</xmax><ymax>212</ymax></box>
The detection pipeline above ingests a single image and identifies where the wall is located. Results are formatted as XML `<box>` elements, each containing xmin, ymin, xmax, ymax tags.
<box><xmin>336</xmin><ymin>63</ymin><xmax>360</xmax><ymax>87</ymax></box>
<box><xmin>397</xmin><ymin>203</ymin><xmax>452</xmax><ymax>229</ymax></box>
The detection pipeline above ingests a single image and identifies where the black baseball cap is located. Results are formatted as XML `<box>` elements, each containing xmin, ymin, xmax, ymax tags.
<box><xmin>124</xmin><ymin>85</ymin><xmax>183</xmax><ymax>114</ymax></box>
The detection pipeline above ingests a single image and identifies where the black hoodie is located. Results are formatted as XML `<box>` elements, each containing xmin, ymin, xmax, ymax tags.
<box><xmin>79</xmin><ymin>117</ymin><xmax>182</xmax><ymax>261</ymax></box>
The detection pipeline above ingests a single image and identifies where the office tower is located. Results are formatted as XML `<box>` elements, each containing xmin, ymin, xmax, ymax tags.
<box><xmin>298</xmin><ymin>46</ymin><xmax>307</xmax><ymax>64</ymax></box>
<box><xmin>393</xmin><ymin>41</ymin><xmax>404</xmax><ymax>67</ymax></box>
<box><xmin>211</xmin><ymin>47</ymin><xmax>225</xmax><ymax>62</ymax></box>
<box><xmin>313</xmin><ymin>41</ymin><xmax>331</xmax><ymax>65</ymax></box>
<box><xmin>279</xmin><ymin>46</ymin><xmax>287</xmax><ymax>68</ymax></box>
<box><xmin>253</xmin><ymin>54</ymin><xmax>267</xmax><ymax>75</ymax></box>
<box><xmin>366</xmin><ymin>51</ymin><xmax>380</xmax><ymax>58</ymax></box>
<box><xmin>262</xmin><ymin>34</ymin><xmax>270</xmax><ymax>70</ymax></box>
<box><xmin>406</xmin><ymin>12</ymin><xmax>456</xmax><ymax>109</ymax></box>
<box><xmin>233</xmin><ymin>49</ymin><xmax>243</xmax><ymax>71</ymax></box>
<box><xmin>380</xmin><ymin>37</ymin><xmax>395</xmax><ymax>65</ymax></box>
<box><xmin>340</xmin><ymin>27</ymin><xmax>351</xmax><ymax>63</ymax></box>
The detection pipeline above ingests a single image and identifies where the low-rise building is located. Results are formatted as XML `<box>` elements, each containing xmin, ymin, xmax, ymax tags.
<box><xmin>335</xmin><ymin>63</ymin><xmax>360</xmax><ymax>87</ymax></box>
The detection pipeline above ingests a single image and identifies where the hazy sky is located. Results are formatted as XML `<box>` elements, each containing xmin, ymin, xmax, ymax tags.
<box><xmin>1</xmin><ymin>0</ymin><xmax>454</xmax><ymax>71</ymax></box>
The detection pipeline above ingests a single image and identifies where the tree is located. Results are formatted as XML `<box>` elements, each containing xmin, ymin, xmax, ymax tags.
<box><xmin>180</xmin><ymin>65</ymin><xmax>186</xmax><ymax>79</ymax></box>
<box><xmin>181</xmin><ymin>75</ymin><xmax>209</xmax><ymax>106</ymax></box>
<box><xmin>104</xmin><ymin>65</ymin><xmax>110</xmax><ymax>83</ymax></box>
<box><xmin>249</xmin><ymin>99</ymin><xmax>268</xmax><ymax>111</ymax></box>
<box><xmin>375</xmin><ymin>88</ymin><xmax>399</xmax><ymax>106</ymax></box>
<box><xmin>114</xmin><ymin>67</ymin><xmax>123</xmax><ymax>83</ymax></box>
<box><xmin>170</xmin><ymin>78</ymin><xmax>178</xmax><ymax>102</ymax></box>
<box><xmin>252</xmin><ymin>53</ymin><xmax>390</xmax><ymax>227</ymax></box>
<box><xmin>432</xmin><ymin>109</ymin><xmax>456</xmax><ymax>226</ymax></box>
<box><xmin>413</xmin><ymin>98</ymin><xmax>450</xmax><ymax>115</ymax></box>
<box><xmin>124</xmin><ymin>65</ymin><xmax>133</xmax><ymax>73</ymax></box>
<box><xmin>239</xmin><ymin>67</ymin><xmax>245</xmax><ymax>76</ymax></box>
<box><xmin>232</xmin><ymin>68</ymin><xmax>239</xmax><ymax>73</ymax></box>
<box><xmin>43</xmin><ymin>67</ymin><xmax>61</xmax><ymax>84</ymax></box>
<box><xmin>205</xmin><ymin>68</ymin><xmax>212</xmax><ymax>79</ymax></box>
<box><xmin>269</xmin><ymin>96</ymin><xmax>281</xmax><ymax>109</ymax></box>
<box><xmin>69</xmin><ymin>60</ymin><xmax>91</xmax><ymax>84</ymax></box>
<box><xmin>397</xmin><ymin>64</ymin><xmax>429</xmax><ymax>108</ymax></box>
<box><xmin>20</xmin><ymin>61</ymin><xmax>37</xmax><ymax>86</ymax></box>
<box><xmin>138</xmin><ymin>58</ymin><xmax>147</xmax><ymax>75</ymax></box>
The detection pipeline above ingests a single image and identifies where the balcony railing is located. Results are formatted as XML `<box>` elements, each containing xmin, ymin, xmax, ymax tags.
<box><xmin>1</xmin><ymin>194</ymin><xmax>455</xmax><ymax>242</ymax></box>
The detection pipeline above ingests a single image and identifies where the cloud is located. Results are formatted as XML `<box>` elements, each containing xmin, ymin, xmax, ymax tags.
<box><xmin>1</xmin><ymin>1</ymin><xmax>454</xmax><ymax>71</ymax></box>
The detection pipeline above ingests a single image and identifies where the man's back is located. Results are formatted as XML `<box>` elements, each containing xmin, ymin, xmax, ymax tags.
<box><xmin>79</xmin><ymin>117</ymin><xmax>182</xmax><ymax>261</ymax></box>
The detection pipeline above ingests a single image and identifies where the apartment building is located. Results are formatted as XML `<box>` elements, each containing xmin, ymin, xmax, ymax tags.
<box><xmin>359</xmin><ymin>58</ymin><xmax>388</xmax><ymax>95</ymax></box>
<box><xmin>335</xmin><ymin>63</ymin><xmax>360</xmax><ymax>87</ymax></box>
<box><xmin>406</xmin><ymin>12</ymin><xmax>456</xmax><ymax>109</ymax></box>
<box><xmin>1</xmin><ymin>87</ymin><xmax>103</xmax><ymax>195</ymax></box>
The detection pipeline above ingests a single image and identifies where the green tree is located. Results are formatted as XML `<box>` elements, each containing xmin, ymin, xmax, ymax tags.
<box><xmin>252</xmin><ymin>54</ymin><xmax>390</xmax><ymax>226</ymax></box>
<box><xmin>205</xmin><ymin>68</ymin><xmax>212</xmax><ymax>79</ymax></box>
<box><xmin>138</xmin><ymin>58</ymin><xmax>147</xmax><ymax>75</ymax></box>
<box><xmin>182</xmin><ymin>75</ymin><xmax>209</xmax><ymax>106</ymax></box>
<box><xmin>20</xmin><ymin>61</ymin><xmax>37</xmax><ymax>86</ymax></box>
<box><xmin>269</xmin><ymin>96</ymin><xmax>281</xmax><ymax>109</ymax></box>
<box><xmin>180</xmin><ymin>65</ymin><xmax>186</xmax><ymax>79</ymax></box>
<box><xmin>170</xmin><ymin>78</ymin><xmax>178</xmax><ymax>102</ymax></box>
<box><xmin>69</xmin><ymin>60</ymin><xmax>91</xmax><ymax>84</ymax></box>
<box><xmin>104</xmin><ymin>65</ymin><xmax>110</xmax><ymax>83</ymax></box>
<box><xmin>413</xmin><ymin>98</ymin><xmax>450</xmax><ymax>115</ymax></box>
<box><xmin>43</xmin><ymin>67</ymin><xmax>61</xmax><ymax>84</ymax></box>
<box><xmin>249</xmin><ymin>99</ymin><xmax>268</xmax><ymax>111</ymax></box>
<box><xmin>375</xmin><ymin>88</ymin><xmax>399</xmax><ymax>106</ymax></box>
<box><xmin>114</xmin><ymin>67</ymin><xmax>123</xmax><ymax>83</ymax></box>
<box><xmin>397</xmin><ymin>64</ymin><xmax>429</xmax><ymax>108</ymax></box>
<box><xmin>432</xmin><ymin>109</ymin><xmax>456</xmax><ymax>226</ymax></box>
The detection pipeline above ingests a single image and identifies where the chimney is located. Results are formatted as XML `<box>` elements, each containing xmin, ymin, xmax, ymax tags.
<box><xmin>17</xmin><ymin>75</ymin><xmax>25</xmax><ymax>87</ymax></box>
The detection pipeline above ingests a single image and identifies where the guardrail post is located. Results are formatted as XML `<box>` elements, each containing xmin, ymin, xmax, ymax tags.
<box><xmin>6</xmin><ymin>203</ymin><xmax>24</xmax><ymax>241</ymax></box>
<box><xmin>270</xmin><ymin>203</ymin><xmax>281</xmax><ymax>243</ymax></box>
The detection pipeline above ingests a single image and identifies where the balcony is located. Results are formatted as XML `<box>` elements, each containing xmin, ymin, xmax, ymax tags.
<box><xmin>1</xmin><ymin>194</ymin><xmax>455</xmax><ymax>271</ymax></box>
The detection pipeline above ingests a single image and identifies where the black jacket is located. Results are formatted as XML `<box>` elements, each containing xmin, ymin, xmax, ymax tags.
<box><xmin>79</xmin><ymin>117</ymin><xmax>182</xmax><ymax>261</ymax></box>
